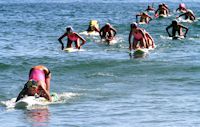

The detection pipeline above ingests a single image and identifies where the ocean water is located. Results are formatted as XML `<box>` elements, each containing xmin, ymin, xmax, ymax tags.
<box><xmin>0</xmin><ymin>0</ymin><xmax>200</xmax><ymax>127</ymax></box>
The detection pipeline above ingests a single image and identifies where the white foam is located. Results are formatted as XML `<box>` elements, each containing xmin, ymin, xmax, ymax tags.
<box><xmin>1</xmin><ymin>92</ymin><xmax>80</xmax><ymax>109</ymax></box>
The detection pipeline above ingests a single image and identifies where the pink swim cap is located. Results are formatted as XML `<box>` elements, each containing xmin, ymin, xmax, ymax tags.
<box><xmin>179</xmin><ymin>3</ymin><xmax>185</xmax><ymax>8</ymax></box>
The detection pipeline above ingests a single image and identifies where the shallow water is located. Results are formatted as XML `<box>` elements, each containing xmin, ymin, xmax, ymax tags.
<box><xmin>0</xmin><ymin>1</ymin><xmax>200</xmax><ymax>127</ymax></box>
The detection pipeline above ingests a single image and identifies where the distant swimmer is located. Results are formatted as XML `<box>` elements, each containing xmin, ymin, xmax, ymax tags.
<box><xmin>166</xmin><ymin>20</ymin><xmax>189</xmax><ymax>39</ymax></box>
<box><xmin>128</xmin><ymin>22</ymin><xmax>148</xmax><ymax>50</ymax></box>
<box><xmin>58</xmin><ymin>26</ymin><xmax>86</xmax><ymax>50</ymax></box>
<box><xmin>155</xmin><ymin>3</ymin><xmax>170</xmax><ymax>17</ymax></box>
<box><xmin>145</xmin><ymin>5</ymin><xmax>155</xmax><ymax>12</ymax></box>
<box><xmin>162</xmin><ymin>3</ymin><xmax>170</xmax><ymax>14</ymax></box>
<box><xmin>16</xmin><ymin>65</ymin><xmax>52</xmax><ymax>102</ymax></box>
<box><xmin>99</xmin><ymin>23</ymin><xmax>117</xmax><ymax>42</ymax></box>
<box><xmin>177</xmin><ymin>9</ymin><xmax>196</xmax><ymax>21</ymax></box>
<box><xmin>86</xmin><ymin>20</ymin><xmax>100</xmax><ymax>33</ymax></box>
<box><xmin>136</xmin><ymin>12</ymin><xmax>152</xmax><ymax>24</ymax></box>
<box><xmin>176</xmin><ymin>3</ymin><xmax>187</xmax><ymax>13</ymax></box>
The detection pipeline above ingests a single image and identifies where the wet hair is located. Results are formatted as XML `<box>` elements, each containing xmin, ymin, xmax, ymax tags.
<box><xmin>131</xmin><ymin>22</ymin><xmax>137</xmax><ymax>28</ymax></box>
<box><xmin>172</xmin><ymin>20</ymin><xmax>178</xmax><ymax>25</ymax></box>
<box><xmin>105</xmin><ymin>23</ymin><xmax>111</xmax><ymax>27</ymax></box>
<box><xmin>66</xmin><ymin>26</ymin><xmax>73</xmax><ymax>32</ymax></box>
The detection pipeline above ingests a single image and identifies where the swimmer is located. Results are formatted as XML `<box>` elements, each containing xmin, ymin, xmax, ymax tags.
<box><xmin>86</xmin><ymin>20</ymin><xmax>100</xmax><ymax>33</ymax></box>
<box><xmin>177</xmin><ymin>9</ymin><xmax>196</xmax><ymax>21</ymax></box>
<box><xmin>136</xmin><ymin>12</ymin><xmax>152</xmax><ymax>24</ymax></box>
<box><xmin>155</xmin><ymin>3</ymin><xmax>170</xmax><ymax>17</ymax></box>
<box><xmin>166</xmin><ymin>20</ymin><xmax>189</xmax><ymax>39</ymax></box>
<box><xmin>145</xmin><ymin>5</ymin><xmax>155</xmax><ymax>12</ymax></box>
<box><xmin>16</xmin><ymin>65</ymin><xmax>52</xmax><ymax>102</ymax></box>
<box><xmin>128</xmin><ymin>22</ymin><xmax>148</xmax><ymax>50</ymax></box>
<box><xmin>58</xmin><ymin>26</ymin><xmax>86</xmax><ymax>50</ymax></box>
<box><xmin>99</xmin><ymin>23</ymin><xmax>117</xmax><ymax>42</ymax></box>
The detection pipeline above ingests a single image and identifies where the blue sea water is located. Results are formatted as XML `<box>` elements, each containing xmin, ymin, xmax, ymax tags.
<box><xmin>0</xmin><ymin>0</ymin><xmax>200</xmax><ymax>126</ymax></box>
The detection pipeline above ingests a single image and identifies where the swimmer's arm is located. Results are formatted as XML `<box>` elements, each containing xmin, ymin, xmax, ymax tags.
<box><xmin>29</xmin><ymin>68</ymin><xmax>34</xmax><ymax>77</ymax></box>
<box><xmin>184</xmin><ymin>28</ymin><xmax>189</xmax><ymax>37</ymax></box>
<box><xmin>147</xmin><ymin>15</ymin><xmax>153</xmax><ymax>20</ymax></box>
<box><xmin>99</xmin><ymin>27</ymin><xmax>104</xmax><ymax>38</ymax></box>
<box><xmin>177</xmin><ymin>13</ymin><xmax>185</xmax><ymax>18</ymax></box>
<box><xmin>176</xmin><ymin>7</ymin><xmax>184</xmax><ymax>12</ymax></box>
<box><xmin>128</xmin><ymin>31</ymin><xmax>133</xmax><ymax>51</ymax></box>
<box><xmin>39</xmin><ymin>84</ymin><xmax>52</xmax><ymax>102</ymax></box>
<box><xmin>140</xmin><ymin>29</ymin><xmax>147</xmax><ymax>41</ymax></box>
<box><xmin>163</xmin><ymin>4</ymin><xmax>169</xmax><ymax>10</ymax></box>
<box><xmin>94</xmin><ymin>26</ymin><xmax>100</xmax><ymax>32</ymax></box>
<box><xmin>191</xmin><ymin>14</ymin><xmax>196</xmax><ymax>20</ymax></box>
<box><xmin>75</xmin><ymin>33</ymin><xmax>86</xmax><ymax>47</ymax></box>
<box><xmin>181</xmin><ymin>25</ymin><xmax>189</xmax><ymax>37</ymax></box>
<box><xmin>16</xmin><ymin>80</ymin><xmax>34</xmax><ymax>102</ymax></box>
<box><xmin>16</xmin><ymin>87</ymin><xmax>27</xmax><ymax>102</ymax></box>
<box><xmin>42</xmin><ymin>67</ymin><xmax>51</xmax><ymax>92</ymax></box>
<box><xmin>166</xmin><ymin>25</ymin><xmax>172</xmax><ymax>37</ymax></box>
<box><xmin>86</xmin><ymin>26</ymin><xmax>90</xmax><ymax>32</ymax></box>
<box><xmin>147</xmin><ymin>33</ymin><xmax>155</xmax><ymax>44</ymax></box>
<box><xmin>136</xmin><ymin>14</ymin><xmax>141</xmax><ymax>23</ymax></box>
<box><xmin>58</xmin><ymin>33</ymin><xmax>67</xmax><ymax>50</ymax></box>
<box><xmin>155</xmin><ymin>9</ymin><xmax>159</xmax><ymax>14</ymax></box>
<box><xmin>154</xmin><ymin>9</ymin><xmax>159</xmax><ymax>17</ymax></box>
<box><xmin>111</xmin><ymin>27</ymin><xmax>117</xmax><ymax>37</ymax></box>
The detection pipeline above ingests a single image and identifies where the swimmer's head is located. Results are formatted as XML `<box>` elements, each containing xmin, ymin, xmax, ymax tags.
<box><xmin>131</xmin><ymin>22</ymin><xmax>138</xmax><ymax>28</ymax></box>
<box><xmin>172</xmin><ymin>19</ymin><xmax>178</xmax><ymax>25</ymax></box>
<box><xmin>179</xmin><ymin>3</ymin><xmax>186</xmax><ymax>8</ymax></box>
<box><xmin>66</xmin><ymin>26</ymin><xmax>73</xmax><ymax>33</ymax></box>
<box><xmin>105</xmin><ymin>23</ymin><xmax>111</xmax><ymax>27</ymax></box>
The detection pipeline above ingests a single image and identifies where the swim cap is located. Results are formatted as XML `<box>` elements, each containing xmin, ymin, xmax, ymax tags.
<box><xmin>66</xmin><ymin>26</ymin><xmax>73</xmax><ymax>32</ymax></box>
<box><xmin>90</xmin><ymin>20</ymin><xmax>98</xmax><ymax>25</ymax></box>
<box><xmin>131</xmin><ymin>22</ymin><xmax>137</xmax><ymax>28</ymax></box>
<box><xmin>179</xmin><ymin>3</ymin><xmax>185</xmax><ymax>8</ymax></box>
